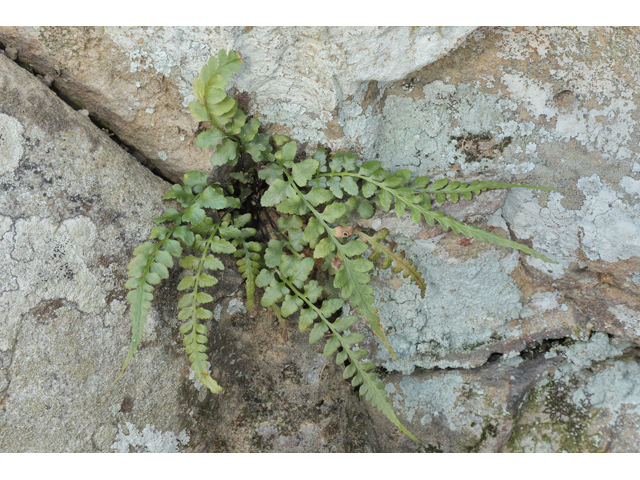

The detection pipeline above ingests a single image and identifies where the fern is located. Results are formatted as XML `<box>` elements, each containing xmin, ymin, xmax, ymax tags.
<box><xmin>177</xmin><ymin>218</ymin><xmax>228</xmax><ymax>394</ymax></box>
<box><xmin>115</xmin><ymin>225</ymin><xmax>182</xmax><ymax>383</ymax></box>
<box><xmin>356</xmin><ymin>228</ymin><xmax>427</xmax><ymax>298</ymax></box>
<box><xmin>413</xmin><ymin>177</ymin><xmax>556</xmax><ymax>205</ymax></box>
<box><xmin>117</xmin><ymin>49</ymin><xmax>559</xmax><ymax>444</ymax></box>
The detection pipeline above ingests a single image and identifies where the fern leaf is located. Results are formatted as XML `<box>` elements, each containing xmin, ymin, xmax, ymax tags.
<box><xmin>332</xmin><ymin>254</ymin><xmax>396</xmax><ymax>359</ymax></box>
<box><xmin>357</xmin><ymin>228</ymin><xmax>426</xmax><ymax>298</ymax></box>
<box><xmin>234</xmin><ymin>241</ymin><xmax>263</xmax><ymax>310</ymax></box>
<box><xmin>115</xmin><ymin>282</ymin><xmax>153</xmax><ymax>383</ymax></box>
<box><xmin>178</xmin><ymin>221</ymin><xmax>227</xmax><ymax>394</ymax></box>
<box><xmin>331</xmin><ymin>169</ymin><xmax>557</xmax><ymax>264</ymax></box>
<box><xmin>413</xmin><ymin>178</ymin><xmax>557</xmax><ymax>204</ymax></box>
<box><xmin>279</xmin><ymin>277</ymin><xmax>418</xmax><ymax>442</ymax></box>
<box><xmin>116</xmin><ymin>230</ymin><xmax>181</xmax><ymax>384</ymax></box>
<box><xmin>291</xmin><ymin>181</ymin><xmax>398</xmax><ymax>360</ymax></box>
<box><xmin>418</xmin><ymin>207</ymin><xmax>558</xmax><ymax>264</ymax></box>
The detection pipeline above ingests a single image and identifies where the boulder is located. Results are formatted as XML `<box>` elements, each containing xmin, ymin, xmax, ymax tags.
<box><xmin>368</xmin><ymin>333</ymin><xmax>638</xmax><ymax>452</ymax></box>
<box><xmin>0</xmin><ymin>52</ymin><xmax>188</xmax><ymax>452</ymax></box>
<box><xmin>351</xmin><ymin>26</ymin><xmax>640</xmax><ymax>451</ymax></box>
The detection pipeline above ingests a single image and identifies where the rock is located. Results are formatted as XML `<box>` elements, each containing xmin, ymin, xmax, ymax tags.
<box><xmin>342</xmin><ymin>27</ymin><xmax>640</xmax><ymax>370</ymax></box>
<box><xmin>367</xmin><ymin>333</ymin><xmax>639</xmax><ymax>452</ymax></box>
<box><xmin>0</xmin><ymin>26</ymin><xmax>475</xmax><ymax>183</ymax></box>
<box><xmin>0</xmin><ymin>52</ymin><xmax>371</xmax><ymax>452</ymax></box>
<box><xmin>4</xmin><ymin>46</ymin><xmax>17</xmax><ymax>61</ymax></box>
<box><xmin>2</xmin><ymin>26</ymin><xmax>640</xmax><ymax>451</ymax></box>
<box><xmin>0</xmin><ymin>52</ymin><xmax>188</xmax><ymax>452</ymax></box>
<box><xmin>185</xmin><ymin>299</ymin><xmax>375</xmax><ymax>452</ymax></box>
<box><xmin>505</xmin><ymin>334</ymin><xmax>640</xmax><ymax>453</ymax></box>
<box><xmin>350</xmin><ymin>27</ymin><xmax>640</xmax><ymax>450</ymax></box>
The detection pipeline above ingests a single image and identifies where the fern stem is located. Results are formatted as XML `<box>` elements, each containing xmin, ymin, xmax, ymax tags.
<box><xmin>259</xmin><ymin>207</ymin><xmax>304</xmax><ymax>259</ymax></box>
<box><xmin>355</xmin><ymin>229</ymin><xmax>426</xmax><ymax>298</ymax></box>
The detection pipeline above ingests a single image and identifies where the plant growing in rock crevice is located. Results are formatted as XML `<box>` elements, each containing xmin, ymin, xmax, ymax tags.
<box><xmin>116</xmin><ymin>50</ymin><xmax>557</xmax><ymax>442</ymax></box>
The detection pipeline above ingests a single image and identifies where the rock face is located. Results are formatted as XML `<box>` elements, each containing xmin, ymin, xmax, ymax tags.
<box><xmin>0</xmin><ymin>52</ymin><xmax>369</xmax><ymax>452</ymax></box>
<box><xmin>2</xmin><ymin>26</ymin><xmax>640</xmax><ymax>452</ymax></box>
<box><xmin>356</xmin><ymin>26</ymin><xmax>640</xmax><ymax>452</ymax></box>
<box><xmin>0</xmin><ymin>52</ymin><xmax>189</xmax><ymax>451</ymax></box>
<box><xmin>0</xmin><ymin>26</ymin><xmax>475</xmax><ymax>183</ymax></box>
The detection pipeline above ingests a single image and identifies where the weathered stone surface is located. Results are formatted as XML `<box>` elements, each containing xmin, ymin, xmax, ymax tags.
<box><xmin>504</xmin><ymin>334</ymin><xmax>640</xmax><ymax>453</ymax></box>
<box><xmin>0</xmin><ymin>52</ymin><xmax>188</xmax><ymax>451</ymax></box>
<box><xmin>0</xmin><ymin>26</ymin><xmax>475</xmax><ymax>182</ymax></box>
<box><xmin>367</xmin><ymin>333</ymin><xmax>639</xmax><ymax>452</ymax></box>
<box><xmin>185</xmin><ymin>299</ymin><xmax>375</xmax><ymax>452</ymax></box>
<box><xmin>2</xmin><ymin>26</ymin><xmax>640</xmax><ymax>452</ymax></box>
<box><xmin>0</xmin><ymin>52</ymin><xmax>373</xmax><ymax>453</ymax></box>
<box><xmin>351</xmin><ymin>27</ymin><xmax>640</xmax><ymax>450</ymax></box>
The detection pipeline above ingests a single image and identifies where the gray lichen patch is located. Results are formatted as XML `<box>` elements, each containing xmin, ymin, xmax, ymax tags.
<box><xmin>373</xmin><ymin>236</ymin><xmax>523</xmax><ymax>374</ymax></box>
<box><xmin>561</xmin><ymin>332</ymin><xmax>632</xmax><ymax>372</ymax></box>
<box><xmin>501</xmin><ymin>174</ymin><xmax>640</xmax><ymax>278</ymax></box>
<box><xmin>0</xmin><ymin>113</ymin><xmax>24</xmax><ymax>176</ymax></box>
<box><xmin>9</xmin><ymin>216</ymin><xmax>105</xmax><ymax>315</ymax></box>
<box><xmin>0</xmin><ymin>52</ymin><xmax>193</xmax><ymax>452</ymax></box>
<box><xmin>368</xmin><ymin>81</ymin><xmax>518</xmax><ymax>176</ymax></box>
<box><xmin>390</xmin><ymin>372</ymin><xmax>466</xmax><ymax>429</ymax></box>
<box><xmin>608</xmin><ymin>305</ymin><xmax>640</xmax><ymax>340</ymax></box>
<box><xmin>576</xmin><ymin>360</ymin><xmax>640</xmax><ymax>417</ymax></box>
<box><xmin>112</xmin><ymin>421</ymin><xmax>189</xmax><ymax>452</ymax></box>
<box><xmin>374</xmin><ymin>357</ymin><xmax>555</xmax><ymax>452</ymax></box>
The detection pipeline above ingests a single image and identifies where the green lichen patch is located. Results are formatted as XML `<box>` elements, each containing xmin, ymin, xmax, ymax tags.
<box><xmin>457</xmin><ymin>417</ymin><xmax>499</xmax><ymax>453</ymax></box>
<box><xmin>507</xmin><ymin>376</ymin><xmax>601</xmax><ymax>452</ymax></box>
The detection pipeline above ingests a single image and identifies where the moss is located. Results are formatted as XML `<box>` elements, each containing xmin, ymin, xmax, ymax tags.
<box><xmin>507</xmin><ymin>376</ymin><xmax>601</xmax><ymax>452</ymax></box>
<box><xmin>249</xmin><ymin>431</ymin><xmax>272</xmax><ymax>452</ymax></box>
<box><xmin>420</xmin><ymin>443</ymin><xmax>445</xmax><ymax>453</ymax></box>
<box><xmin>457</xmin><ymin>419</ymin><xmax>499</xmax><ymax>452</ymax></box>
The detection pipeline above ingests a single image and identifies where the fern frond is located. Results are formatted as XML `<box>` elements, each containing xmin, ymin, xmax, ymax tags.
<box><xmin>268</xmin><ymin>303</ymin><xmax>288</xmax><ymax>340</ymax></box>
<box><xmin>280</xmin><ymin>275</ymin><xmax>419</xmax><ymax>442</ymax></box>
<box><xmin>357</xmin><ymin>228</ymin><xmax>426</xmax><ymax>298</ymax></box>
<box><xmin>331</xmin><ymin>251</ymin><xmax>396</xmax><ymax>359</ymax></box>
<box><xmin>289</xmin><ymin>180</ymin><xmax>398</xmax><ymax>360</ymax></box>
<box><xmin>116</xmin><ymin>228</ymin><xmax>182</xmax><ymax>383</ymax></box>
<box><xmin>423</xmin><ymin>209</ymin><xmax>558</xmax><ymax>263</ymax></box>
<box><xmin>189</xmin><ymin>49</ymin><xmax>245</xmax><ymax>167</ymax></box>
<box><xmin>234</xmin><ymin>241</ymin><xmax>263</xmax><ymax>310</ymax></box>
<box><xmin>412</xmin><ymin>177</ymin><xmax>557</xmax><ymax>204</ymax></box>
<box><xmin>177</xmin><ymin>218</ymin><xmax>232</xmax><ymax>394</ymax></box>
<box><xmin>322</xmin><ymin>165</ymin><xmax>557</xmax><ymax>264</ymax></box>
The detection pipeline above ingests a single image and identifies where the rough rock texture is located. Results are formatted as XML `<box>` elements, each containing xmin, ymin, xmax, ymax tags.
<box><xmin>185</xmin><ymin>300</ymin><xmax>376</xmax><ymax>452</ymax></box>
<box><xmin>0</xmin><ymin>26</ymin><xmax>475</xmax><ymax>183</ymax></box>
<box><xmin>2</xmin><ymin>26</ymin><xmax>640</xmax><ymax>452</ymax></box>
<box><xmin>353</xmin><ymin>26</ymin><xmax>640</xmax><ymax>451</ymax></box>
<box><xmin>0</xmin><ymin>52</ymin><xmax>189</xmax><ymax>452</ymax></box>
<box><xmin>0</xmin><ymin>53</ymin><xmax>370</xmax><ymax>452</ymax></box>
